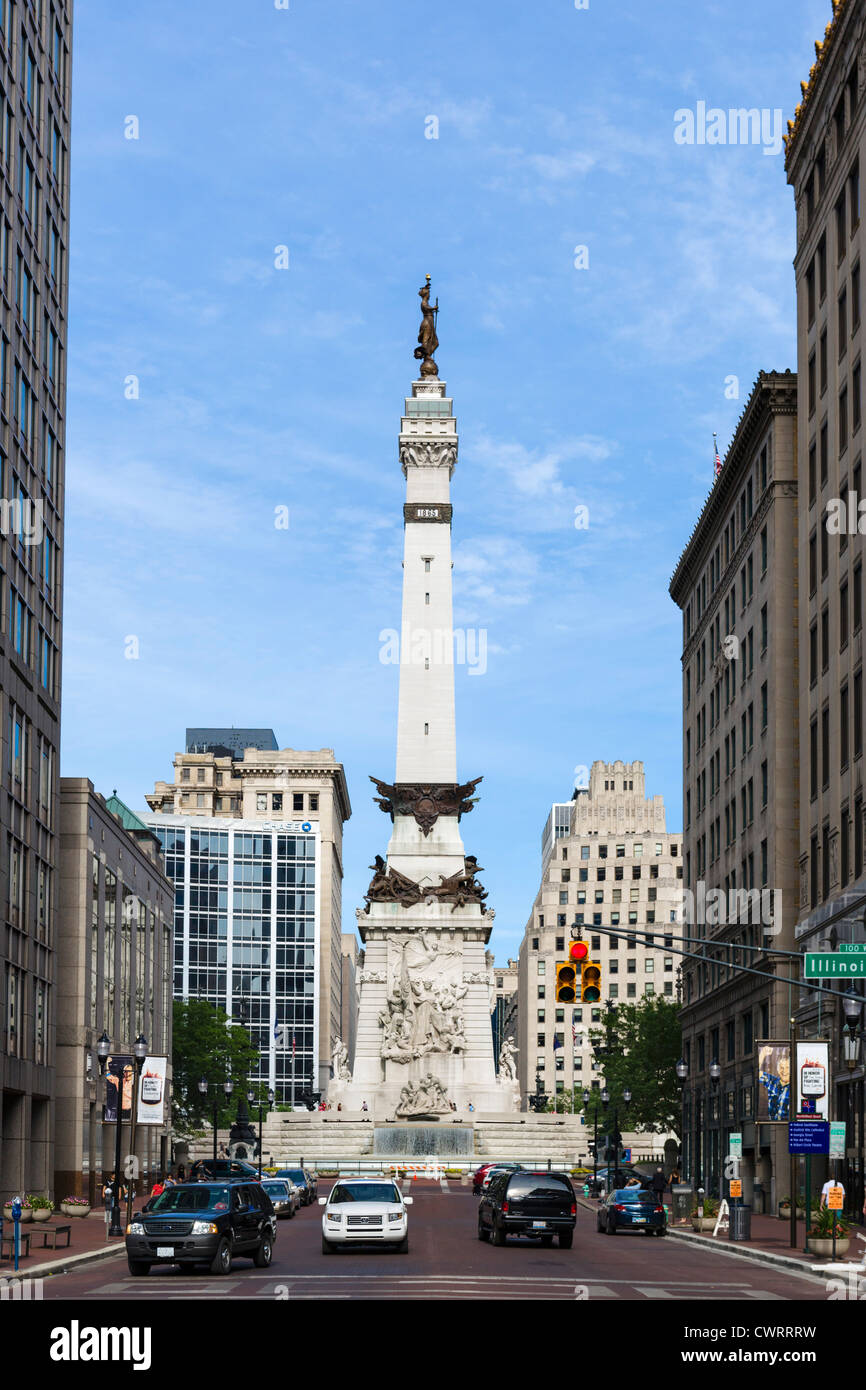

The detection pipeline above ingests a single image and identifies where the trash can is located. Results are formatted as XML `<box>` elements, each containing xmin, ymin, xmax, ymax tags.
<box><xmin>671</xmin><ymin>1183</ymin><xmax>693</xmax><ymax>1225</ymax></box>
<box><xmin>729</xmin><ymin>1204</ymin><xmax>751</xmax><ymax>1242</ymax></box>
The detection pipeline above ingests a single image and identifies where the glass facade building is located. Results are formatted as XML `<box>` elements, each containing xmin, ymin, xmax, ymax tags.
<box><xmin>145</xmin><ymin>815</ymin><xmax>320</xmax><ymax>1101</ymax></box>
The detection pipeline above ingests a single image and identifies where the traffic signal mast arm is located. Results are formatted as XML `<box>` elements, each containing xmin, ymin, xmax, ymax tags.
<box><xmin>575</xmin><ymin>924</ymin><xmax>861</xmax><ymax>1004</ymax></box>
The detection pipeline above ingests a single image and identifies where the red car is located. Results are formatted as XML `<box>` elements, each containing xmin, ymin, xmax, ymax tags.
<box><xmin>472</xmin><ymin>1162</ymin><xmax>522</xmax><ymax>1195</ymax></box>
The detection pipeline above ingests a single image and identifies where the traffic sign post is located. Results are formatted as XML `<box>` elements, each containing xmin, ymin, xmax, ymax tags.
<box><xmin>804</xmin><ymin>950</ymin><xmax>866</xmax><ymax>978</ymax></box>
<box><xmin>828</xmin><ymin>1185</ymin><xmax>845</xmax><ymax>1262</ymax></box>
<box><xmin>788</xmin><ymin>1120</ymin><xmax>830</xmax><ymax>1154</ymax></box>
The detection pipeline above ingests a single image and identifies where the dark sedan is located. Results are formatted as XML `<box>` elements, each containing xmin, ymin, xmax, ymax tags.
<box><xmin>274</xmin><ymin>1168</ymin><xmax>316</xmax><ymax>1205</ymax></box>
<box><xmin>596</xmin><ymin>1187</ymin><xmax>667</xmax><ymax>1236</ymax></box>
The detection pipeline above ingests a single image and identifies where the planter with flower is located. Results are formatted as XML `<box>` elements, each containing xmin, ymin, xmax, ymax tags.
<box><xmin>691</xmin><ymin>1196</ymin><xmax>721</xmax><ymax>1232</ymax></box>
<box><xmin>28</xmin><ymin>1194</ymin><xmax>53</xmax><ymax>1222</ymax></box>
<box><xmin>60</xmin><ymin>1196</ymin><xmax>91</xmax><ymax>1218</ymax></box>
<box><xmin>1</xmin><ymin>1196</ymin><xmax>32</xmax><ymax>1223</ymax></box>
<box><xmin>807</xmin><ymin>1206</ymin><xmax>850</xmax><ymax>1258</ymax></box>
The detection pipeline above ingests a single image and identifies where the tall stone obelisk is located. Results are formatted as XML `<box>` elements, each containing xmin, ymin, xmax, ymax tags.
<box><xmin>331</xmin><ymin>280</ymin><xmax>517</xmax><ymax>1119</ymax></box>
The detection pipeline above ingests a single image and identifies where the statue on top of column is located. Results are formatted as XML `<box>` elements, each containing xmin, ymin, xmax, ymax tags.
<box><xmin>414</xmin><ymin>275</ymin><xmax>439</xmax><ymax>378</ymax></box>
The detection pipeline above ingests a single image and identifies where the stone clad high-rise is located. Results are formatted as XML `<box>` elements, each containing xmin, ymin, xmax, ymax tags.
<box><xmin>0</xmin><ymin>3</ymin><xmax>71</xmax><ymax>1200</ymax></box>
<box><xmin>331</xmin><ymin>283</ymin><xmax>516</xmax><ymax>1118</ymax></box>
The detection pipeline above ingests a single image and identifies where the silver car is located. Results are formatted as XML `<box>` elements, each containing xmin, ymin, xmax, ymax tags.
<box><xmin>260</xmin><ymin>1177</ymin><xmax>299</xmax><ymax>1219</ymax></box>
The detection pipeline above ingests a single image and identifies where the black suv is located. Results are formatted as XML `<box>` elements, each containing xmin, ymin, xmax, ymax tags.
<box><xmin>126</xmin><ymin>1179</ymin><xmax>277</xmax><ymax>1276</ymax></box>
<box><xmin>478</xmin><ymin>1170</ymin><xmax>576</xmax><ymax>1249</ymax></box>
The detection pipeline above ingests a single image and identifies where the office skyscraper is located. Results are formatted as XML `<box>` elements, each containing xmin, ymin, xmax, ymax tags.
<box><xmin>0</xmin><ymin>2</ymin><xmax>71</xmax><ymax>1199</ymax></box>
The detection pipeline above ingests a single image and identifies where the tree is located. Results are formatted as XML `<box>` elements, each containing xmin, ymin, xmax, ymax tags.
<box><xmin>171</xmin><ymin>1000</ymin><xmax>262</xmax><ymax>1132</ymax></box>
<box><xmin>579</xmin><ymin>996</ymin><xmax>682</xmax><ymax>1136</ymax></box>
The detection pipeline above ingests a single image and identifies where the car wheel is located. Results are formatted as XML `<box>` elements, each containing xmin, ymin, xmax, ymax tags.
<box><xmin>539</xmin><ymin>1235</ymin><xmax>554</xmax><ymax>1247</ymax></box>
<box><xmin>127</xmin><ymin>1260</ymin><xmax>150</xmax><ymax>1277</ymax></box>
<box><xmin>209</xmin><ymin>1239</ymin><xmax>232</xmax><ymax>1276</ymax></box>
<box><xmin>395</xmin><ymin>1235</ymin><xmax>409</xmax><ymax>1254</ymax></box>
<box><xmin>478</xmin><ymin>1221</ymin><xmax>490</xmax><ymax>1242</ymax></box>
<box><xmin>607</xmin><ymin>1218</ymin><xmax>616</xmax><ymax>1235</ymax></box>
<box><xmin>558</xmin><ymin>1232</ymin><xmax>574</xmax><ymax>1249</ymax></box>
<box><xmin>491</xmin><ymin>1221</ymin><xmax>506</xmax><ymax>1247</ymax></box>
<box><xmin>254</xmin><ymin>1234</ymin><xmax>273</xmax><ymax>1267</ymax></box>
<box><xmin>321</xmin><ymin>1235</ymin><xmax>336</xmax><ymax>1254</ymax></box>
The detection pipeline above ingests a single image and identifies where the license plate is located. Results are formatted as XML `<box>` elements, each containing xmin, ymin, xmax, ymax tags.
<box><xmin>532</xmin><ymin>1221</ymin><xmax>548</xmax><ymax>1229</ymax></box>
<box><xmin>156</xmin><ymin>1246</ymin><xmax>175</xmax><ymax>1257</ymax></box>
<box><xmin>633</xmin><ymin>1218</ymin><xmax>646</xmax><ymax>1224</ymax></box>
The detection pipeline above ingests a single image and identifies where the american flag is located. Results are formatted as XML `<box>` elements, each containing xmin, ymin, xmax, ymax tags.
<box><xmin>713</xmin><ymin>434</ymin><xmax>722</xmax><ymax>479</ymax></box>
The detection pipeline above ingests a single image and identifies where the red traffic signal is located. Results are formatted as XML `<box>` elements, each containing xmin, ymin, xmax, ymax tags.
<box><xmin>569</xmin><ymin>940</ymin><xmax>588</xmax><ymax>962</ymax></box>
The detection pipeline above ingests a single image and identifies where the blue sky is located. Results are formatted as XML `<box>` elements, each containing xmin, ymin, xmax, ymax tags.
<box><xmin>62</xmin><ymin>0</ymin><xmax>828</xmax><ymax>960</ymax></box>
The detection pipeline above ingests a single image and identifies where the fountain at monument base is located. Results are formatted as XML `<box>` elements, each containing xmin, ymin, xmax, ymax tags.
<box><xmin>373</xmin><ymin>1124</ymin><xmax>474</xmax><ymax>1157</ymax></box>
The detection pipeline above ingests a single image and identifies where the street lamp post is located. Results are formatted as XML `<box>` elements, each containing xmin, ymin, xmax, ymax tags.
<box><xmin>583</xmin><ymin>1087</ymin><xmax>599</xmax><ymax>1186</ymax></box>
<box><xmin>199</xmin><ymin>1074</ymin><xmax>234</xmax><ymax>1162</ymax></box>
<box><xmin>676</xmin><ymin>1058</ymin><xmax>688</xmax><ymax>1181</ymax></box>
<box><xmin>708</xmin><ymin>1060</ymin><xmax>721</xmax><ymax>1197</ymax></box>
<box><xmin>97</xmin><ymin>1031</ymin><xmax>147</xmax><ymax>1238</ymax></box>
<box><xmin>247</xmin><ymin>1087</ymin><xmax>276</xmax><ymax>1177</ymax></box>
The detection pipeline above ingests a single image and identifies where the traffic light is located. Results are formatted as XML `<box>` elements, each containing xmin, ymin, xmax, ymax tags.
<box><xmin>569</xmin><ymin>939</ymin><xmax>588</xmax><ymax>964</ymax></box>
<box><xmin>555</xmin><ymin>961</ymin><xmax>577</xmax><ymax>1003</ymax></box>
<box><xmin>580</xmin><ymin>960</ymin><xmax>602</xmax><ymax>1002</ymax></box>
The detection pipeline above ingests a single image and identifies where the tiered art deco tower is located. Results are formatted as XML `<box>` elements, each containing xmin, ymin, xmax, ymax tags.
<box><xmin>331</xmin><ymin>281</ymin><xmax>517</xmax><ymax>1118</ymax></box>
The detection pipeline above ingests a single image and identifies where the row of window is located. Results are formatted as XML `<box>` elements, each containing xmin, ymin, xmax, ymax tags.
<box><xmin>2</xmin><ymin>961</ymin><xmax>46</xmax><ymax>1061</ymax></box>
<box><xmin>684</xmin><ymin>444</ymin><xmax>770</xmax><ymax>643</ymax></box>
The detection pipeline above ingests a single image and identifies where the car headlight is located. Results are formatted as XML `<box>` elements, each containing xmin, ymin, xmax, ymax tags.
<box><xmin>126</xmin><ymin>1222</ymin><xmax>145</xmax><ymax>1236</ymax></box>
<box><xmin>191</xmin><ymin>1221</ymin><xmax>219</xmax><ymax>1235</ymax></box>
<box><xmin>388</xmin><ymin>1212</ymin><xmax>403</xmax><ymax>1223</ymax></box>
<box><xmin>326</xmin><ymin>1212</ymin><xmax>341</xmax><ymax>1222</ymax></box>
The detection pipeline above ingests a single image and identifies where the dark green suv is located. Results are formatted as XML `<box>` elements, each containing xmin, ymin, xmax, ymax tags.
<box><xmin>126</xmin><ymin>1179</ymin><xmax>277</xmax><ymax>1276</ymax></box>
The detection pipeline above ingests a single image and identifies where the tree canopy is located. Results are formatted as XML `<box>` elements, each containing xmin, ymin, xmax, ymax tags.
<box><xmin>171</xmin><ymin>999</ymin><xmax>263</xmax><ymax>1132</ymax></box>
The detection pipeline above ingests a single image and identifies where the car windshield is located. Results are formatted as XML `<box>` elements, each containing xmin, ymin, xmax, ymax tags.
<box><xmin>613</xmin><ymin>1189</ymin><xmax>656</xmax><ymax>1203</ymax></box>
<box><xmin>148</xmin><ymin>1185</ymin><xmax>230</xmax><ymax>1213</ymax></box>
<box><xmin>329</xmin><ymin>1183</ymin><xmax>401</xmax><ymax>1205</ymax></box>
<box><xmin>281</xmin><ymin>1171</ymin><xmax>306</xmax><ymax>1184</ymax></box>
<box><xmin>262</xmin><ymin>1182</ymin><xmax>289</xmax><ymax>1198</ymax></box>
<box><xmin>508</xmin><ymin>1175</ymin><xmax>572</xmax><ymax>1197</ymax></box>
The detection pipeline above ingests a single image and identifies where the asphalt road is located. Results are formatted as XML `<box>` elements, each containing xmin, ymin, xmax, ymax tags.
<box><xmin>41</xmin><ymin>1179</ymin><xmax>830</xmax><ymax>1301</ymax></box>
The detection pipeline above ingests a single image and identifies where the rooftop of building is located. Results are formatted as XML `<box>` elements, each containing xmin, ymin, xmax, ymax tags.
<box><xmin>185</xmin><ymin>727</ymin><xmax>278</xmax><ymax>757</ymax></box>
<box><xmin>668</xmin><ymin>369</ymin><xmax>796</xmax><ymax>601</ymax></box>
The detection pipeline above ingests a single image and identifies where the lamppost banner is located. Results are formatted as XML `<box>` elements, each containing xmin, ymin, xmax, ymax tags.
<box><xmin>136</xmin><ymin>1056</ymin><xmax>168</xmax><ymax>1125</ymax></box>
<box><xmin>102</xmin><ymin>1055</ymin><xmax>134</xmax><ymax>1122</ymax></box>
<box><xmin>794</xmin><ymin>1039</ymin><xmax>829</xmax><ymax>1120</ymax></box>
<box><xmin>756</xmin><ymin>1040</ymin><xmax>791</xmax><ymax>1122</ymax></box>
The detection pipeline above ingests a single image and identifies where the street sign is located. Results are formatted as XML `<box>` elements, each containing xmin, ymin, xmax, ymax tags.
<box><xmin>729</xmin><ymin>1133</ymin><xmax>742</xmax><ymax>1158</ymax></box>
<box><xmin>829</xmin><ymin>1122</ymin><xmax>847</xmax><ymax>1158</ymax></box>
<box><xmin>827</xmin><ymin>1185</ymin><xmax>845</xmax><ymax>1211</ymax></box>
<box><xmin>788</xmin><ymin>1120</ymin><xmax>830</xmax><ymax>1154</ymax></box>
<box><xmin>839</xmin><ymin>943</ymin><xmax>866</xmax><ymax>952</ymax></box>
<box><xmin>730</xmin><ymin>1179</ymin><xmax>742</xmax><ymax>1198</ymax></box>
<box><xmin>804</xmin><ymin>952</ymin><xmax>866</xmax><ymax>977</ymax></box>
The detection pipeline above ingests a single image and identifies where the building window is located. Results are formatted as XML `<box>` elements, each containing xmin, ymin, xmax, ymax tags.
<box><xmin>293</xmin><ymin>793</ymin><xmax>304</xmax><ymax>812</ymax></box>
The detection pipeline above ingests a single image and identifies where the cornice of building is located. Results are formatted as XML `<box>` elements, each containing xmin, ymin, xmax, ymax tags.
<box><xmin>669</xmin><ymin>371</ymin><xmax>797</xmax><ymax>604</ymax></box>
<box><xmin>785</xmin><ymin>0</ymin><xmax>856</xmax><ymax>173</ymax></box>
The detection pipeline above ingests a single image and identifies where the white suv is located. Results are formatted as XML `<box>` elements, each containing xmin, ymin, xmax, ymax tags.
<box><xmin>319</xmin><ymin>1178</ymin><xmax>413</xmax><ymax>1253</ymax></box>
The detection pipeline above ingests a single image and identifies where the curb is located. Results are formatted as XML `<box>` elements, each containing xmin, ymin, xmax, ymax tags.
<box><xmin>575</xmin><ymin>1196</ymin><xmax>857</xmax><ymax>1282</ymax></box>
<box><xmin>3</xmin><ymin>1240</ymin><xmax>128</xmax><ymax>1281</ymax></box>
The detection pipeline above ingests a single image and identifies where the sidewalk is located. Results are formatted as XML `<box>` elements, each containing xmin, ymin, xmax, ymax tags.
<box><xmin>576</xmin><ymin>1195</ymin><xmax>866</xmax><ymax>1281</ymax></box>
<box><xmin>0</xmin><ymin>1210</ymin><xmax>127</xmax><ymax>1280</ymax></box>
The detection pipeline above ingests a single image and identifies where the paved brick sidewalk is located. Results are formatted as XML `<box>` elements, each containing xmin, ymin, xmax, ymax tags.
<box><xmin>0</xmin><ymin>1209</ymin><xmax>127</xmax><ymax>1279</ymax></box>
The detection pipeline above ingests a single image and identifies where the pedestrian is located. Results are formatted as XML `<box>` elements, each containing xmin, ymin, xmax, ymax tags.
<box><xmin>150</xmin><ymin>1175</ymin><xmax>165</xmax><ymax>1198</ymax></box>
<box><xmin>820</xmin><ymin>1176</ymin><xmax>846</xmax><ymax>1210</ymax></box>
<box><xmin>361</xmin><ymin>1100</ymin><xmax>368</xmax><ymax>1112</ymax></box>
<box><xmin>336</xmin><ymin>1102</ymin><xmax>342</xmax><ymax>1112</ymax></box>
<box><xmin>650</xmin><ymin>1165</ymin><xmax>669</xmax><ymax>1209</ymax></box>
<box><xmin>669</xmin><ymin>1167</ymin><xmax>681</xmax><ymax>1186</ymax></box>
<box><xmin>468</xmin><ymin>1100</ymin><xmax>475</xmax><ymax>1113</ymax></box>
